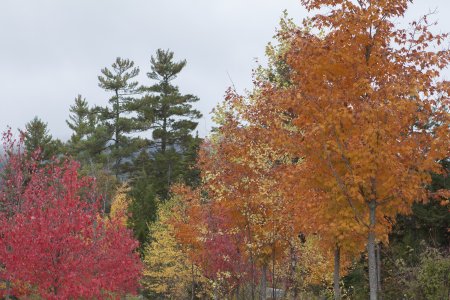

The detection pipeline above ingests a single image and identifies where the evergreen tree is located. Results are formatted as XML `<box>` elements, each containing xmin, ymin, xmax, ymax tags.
<box><xmin>97</xmin><ymin>57</ymin><xmax>143</xmax><ymax>177</ymax></box>
<box><xmin>138</xmin><ymin>49</ymin><xmax>202</xmax><ymax>155</ymax></box>
<box><xmin>65</xmin><ymin>95</ymin><xmax>121</xmax><ymax>213</ymax></box>
<box><xmin>66</xmin><ymin>95</ymin><xmax>110</xmax><ymax>165</ymax></box>
<box><xmin>137</xmin><ymin>49</ymin><xmax>202</xmax><ymax>195</ymax></box>
<box><xmin>66</xmin><ymin>94</ymin><xmax>93</xmax><ymax>144</ymax></box>
<box><xmin>128</xmin><ymin>173</ymin><xmax>158</xmax><ymax>245</ymax></box>
<box><xmin>179</xmin><ymin>132</ymin><xmax>202</xmax><ymax>188</ymax></box>
<box><xmin>129</xmin><ymin>50</ymin><xmax>202</xmax><ymax>246</ymax></box>
<box><xmin>22</xmin><ymin>116</ymin><xmax>62</xmax><ymax>160</ymax></box>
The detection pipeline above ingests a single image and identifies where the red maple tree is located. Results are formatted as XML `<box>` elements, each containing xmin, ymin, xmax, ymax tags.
<box><xmin>0</xmin><ymin>130</ymin><xmax>142</xmax><ymax>299</ymax></box>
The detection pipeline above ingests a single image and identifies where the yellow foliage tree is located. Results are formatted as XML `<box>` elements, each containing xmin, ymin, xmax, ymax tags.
<box><xmin>110</xmin><ymin>183</ymin><xmax>131</xmax><ymax>226</ymax></box>
<box><xmin>142</xmin><ymin>200</ymin><xmax>193</xmax><ymax>299</ymax></box>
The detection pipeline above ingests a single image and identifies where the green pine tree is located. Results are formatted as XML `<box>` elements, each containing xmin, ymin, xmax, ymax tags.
<box><xmin>22</xmin><ymin>116</ymin><xmax>62</xmax><ymax>160</ymax></box>
<box><xmin>66</xmin><ymin>94</ymin><xmax>110</xmax><ymax>165</ymax></box>
<box><xmin>96</xmin><ymin>57</ymin><xmax>144</xmax><ymax>177</ymax></box>
<box><xmin>66</xmin><ymin>94</ymin><xmax>93</xmax><ymax>144</ymax></box>
<box><xmin>129</xmin><ymin>50</ymin><xmax>203</xmax><ymax>246</ymax></box>
<box><xmin>138</xmin><ymin>49</ymin><xmax>202</xmax><ymax>155</ymax></box>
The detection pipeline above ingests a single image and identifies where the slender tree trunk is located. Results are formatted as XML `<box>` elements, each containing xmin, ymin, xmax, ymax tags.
<box><xmin>114</xmin><ymin>90</ymin><xmax>120</xmax><ymax>151</ymax></box>
<box><xmin>167</xmin><ymin>160</ymin><xmax>172</xmax><ymax>186</ymax></box>
<box><xmin>368</xmin><ymin>200</ymin><xmax>378</xmax><ymax>300</ymax></box>
<box><xmin>333</xmin><ymin>245</ymin><xmax>341</xmax><ymax>300</ymax></box>
<box><xmin>246</xmin><ymin>224</ymin><xmax>255</xmax><ymax>300</ymax></box>
<box><xmin>191</xmin><ymin>263</ymin><xmax>195</xmax><ymax>300</ymax></box>
<box><xmin>376</xmin><ymin>243</ymin><xmax>382</xmax><ymax>300</ymax></box>
<box><xmin>113</xmin><ymin>90</ymin><xmax>121</xmax><ymax>178</ymax></box>
<box><xmin>289</xmin><ymin>243</ymin><xmax>299</xmax><ymax>299</ymax></box>
<box><xmin>250</xmin><ymin>257</ymin><xmax>255</xmax><ymax>300</ymax></box>
<box><xmin>161</xmin><ymin>116</ymin><xmax>167</xmax><ymax>153</ymax></box>
<box><xmin>260</xmin><ymin>265</ymin><xmax>267</xmax><ymax>300</ymax></box>
<box><xmin>161</xmin><ymin>84</ymin><xmax>168</xmax><ymax>154</ymax></box>
<box><xmin>272</xmin><ymin>243</ymin><xmax>276</xmax><ymax>300</ymax></box>
<box><xmin>235</xmin><ymin>284</ymin><xmax>240</xmax><ymax>300</ymax></box>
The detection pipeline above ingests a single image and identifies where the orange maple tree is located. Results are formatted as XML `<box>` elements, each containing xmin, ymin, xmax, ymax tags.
<box><xmin>246</xmin><ymin>0</ymin><xmax>450</xmax><ymax>298</ymax></box>
<box><xmin>169</xmin><ymin>1</ymin><xmax>449</xmax><ymax>299</ymax></box>
<box><xmin>199</xmin><ymin>1</ymin><xmax>449</xmax><ymax>299</ymax></box>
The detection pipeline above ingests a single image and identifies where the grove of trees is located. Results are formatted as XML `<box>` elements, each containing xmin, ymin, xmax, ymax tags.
<box><xmin>1</xmin><ymin>1</ymin><xmax>449</xmax><ymax>299</ymax></box>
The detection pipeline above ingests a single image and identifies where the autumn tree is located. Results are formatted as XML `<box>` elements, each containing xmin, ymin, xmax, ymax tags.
<box><xmin>166</xmin><ymin>185</ymin><xmax>207</xmax><ymax>299</ymax></box>
<box><xmin>0</xmin><ymin>131</ymin><xmax>142</xmax><ymax>299</ymax></box>
<box><xmin>250</xmin><ymin>1</ymin><xmax>450</xmax><ymax>299</ymax></box>
<box><xmin>192</xmin><ymin>2</ymin><xmax>449</xmax><ymax>299</ymax></box>
<box><xmin>142</xmin><ymin>197</ymin><xmax>193</xmax><ymax>299</ymax></box>
<box><xmin>170</xmin><ymin>183</ymin><xmax>255</xmax><ymax>298</ymax></box>
<box><xmin>257</xmin><ymin>22</ymin><xmax>368</xmax><ymax>298</ymax></box>
<box><xmin>196</xmin><ymin>101</ymin><xmax>313</xmax><ymax>299</ymax></box>
<box><xmin>110</xmin><ymin>182</ymin><xmax>132</xmax><ymax>225</ymax></box>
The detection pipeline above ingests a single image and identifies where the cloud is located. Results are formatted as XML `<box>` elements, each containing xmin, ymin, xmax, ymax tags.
<box><xmin>0</xmin><ymin>0</ymin><xmax>448</xmax><ymax>139</ymax></box>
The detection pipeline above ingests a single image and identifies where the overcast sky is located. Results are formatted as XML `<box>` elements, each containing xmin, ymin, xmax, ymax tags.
<box><xmin>1</xmin><ymin>0</ymin><xmax>449</xmax><ymax>140</ymax></box>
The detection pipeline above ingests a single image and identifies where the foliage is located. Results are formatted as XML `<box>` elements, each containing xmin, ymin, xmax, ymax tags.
<box><xmin>128</xmin><ymin>49</ymin><xmax>202</xmax><ymax>246</ymax></box>
<box><xmin>138</xmin><ymin>48</ymin><xmax>202</xmax><ymax>155</ymax></box>
<box><xmin>136</xmin><ymin>48</ymin><xmax>202</xmax><ymax>196</ymax></box>
<box><xmin>21</xmin><ymin>116</ymin><xmax>63</xmax><ymax>160</ymax></box>
<box><xmin>415</xmin><ymin>247</ymin><xmax>450</xmax><ymax>300</ymax></box>
<box><xmin>382</xmin><ymin>245</ymin><xmax>450</xmax><ymax>300</ymax></box>
<box><xmin>96</xmin><ymin>57</ymin><xmax>143</xmax><ymax>177</ymax></box>
<box><xmin>0</xmin><ymin>131</ymin><xmax>142</xmax><ymax>299</ymax></box>
<box><xmin>142</xmin><ymin>198</ymin><xmax>192</xmax><ymax>299</ymax></box>
<box><xmin>1</xmin><ymin>2</ymin><xmax>449</xmax><ymax>298</ymax></box>
<box><xmin>170</xmin><ymin>1</ymin><xmax>450</xmax><ymax>299</ymax></box>
<box><xmin>231</xmin><ymin>0</ymin><xmax>450</xmax><ymax>298</ymax></box>
<box><xmin>110</xmin><ymin>182</ymin><xmax>132</xmax><ymax>225</ymax></box>
<box><xmin>128</xmin><ymin>172</ymin><xmax>158</xmax><ymax>245</ymax></box>
<box><xmin>66</xmin><ymin>94</ymin><xmax>94</xmax><ymax>145</ymax></box>
<box><xmin>66</xmin><ymin>94</ymin><xmax>110</xmax><ymax>166</ymax></box>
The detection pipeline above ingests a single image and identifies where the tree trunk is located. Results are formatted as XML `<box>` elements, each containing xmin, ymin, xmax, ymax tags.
<box><xmin>368</xmin><ymin>200</ymin><xmax>378</xmax><ymax>300</ymax></box>
<box><xmin>272</xmin><ymin>243</ymin><xmax>276</xmax><ymax>300</ymax></box>
<box><xmin>251</xmin><ymin>262</ymin><xmax>255</xmax><ymax>300</ymax></box>
<box><xmin>250</xmin><ymin>260</ymin><xmax>255</xmax><ymax>300</ymax></box>
<box><xmin>259</xmin><ymin>265</ymin><xmax>267</xmax><ymax>300</ymax></box>
<box><xmin>247</xmin><ymin>225</ymin><xmax>256</xmax><ymax>300</ymax></box>
<box><xmin>235</xmin><ymin>284</ymin><xmax>240</xmax><ymax>300</ymax></box>
<box><xmin>167</xmin><ymin>160</ymin><xmax>172</xmax><ymax>186</ymax></box>
<box><xmin>114</xmin><ymin>90</ymin><xmax>120</xmax><ymax>177</ymax></box>
<box><xmin>260</xmin><ymin>265</ymin><xmax>267</xmax><ymax>300</ymax></box>
<box><xmin>333</xmin><ymin>245</ymin><xmax>341</xmax><ymax>300</ymax></box>
<box><xmin>289</xmin><ymin>243</ymin><xmax>299</xmax><ymax>299</ymax></box>
<box><xmin>376</xmin><ymin>243</ymin><xmax>382</xmax><ymax>300</ymax></box>
<box><xmin>191</xmin><ymin>263</ymin><xmax>195</xmax><ymax>300</ymax></box>
<box><xmin>161</xmin><ymin>116</ymin><xmax>167</xmax><ymax>153</ymax></box>
<box><xmin>114</xmin><ymin>90</ymin><xmax>120</xmax><ymax>150</ymax></box>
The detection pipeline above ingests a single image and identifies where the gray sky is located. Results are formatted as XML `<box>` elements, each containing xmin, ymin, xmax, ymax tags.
<box><xmin>1</xmin><ymin>0</ymin><xmax>449</xmax><ymax>140</ymax></box>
